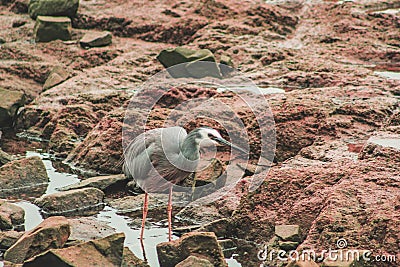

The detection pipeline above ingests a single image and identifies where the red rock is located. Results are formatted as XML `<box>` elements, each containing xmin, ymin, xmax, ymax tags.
<box><xmin>157</xmin><ymin>232</ymin><xmax>227</xmax><ymax>267</ymax></box>
<box><xmin>4</xmin><ymin>216</ymin><xmax>70</xmax><ymax>263</ymax></box>
<box><xmin>23</xmin><ymin>233</ymin><xmax>125</xmax><ymax>267</ymax></box>
<box><xmin>0</xmin><ymin>157</ymin><xmax>48</xmax><ymax>199</ymax></box>
<box><xmin>0</xmin><ymin>200</ymin><xmax>24</xmax><ymax>230</ymax></box>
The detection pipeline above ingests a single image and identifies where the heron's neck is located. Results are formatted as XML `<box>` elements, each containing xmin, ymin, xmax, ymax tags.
<box><xmin>180</xmin><ymin>131</ymin><xmax>200</xmax><ymax>161</ymax></box>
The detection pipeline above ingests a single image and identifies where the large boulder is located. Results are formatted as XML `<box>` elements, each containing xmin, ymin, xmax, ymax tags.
<box><xmin>28</xmin><ymin>0</ymin><xmax>79</xmax><ymax>19</ymax></box>
<box><xmin>34</xmin><ymin>187</ymin><xmax>105</xmax><ymax>216</ymax></box>
<box><xmin>156</xmin><ymin>47</ymin><xmax>222</xmax><ymax>78</ymax></box>
<box><xmin>0</xmin><ymin>200</ymin><xmax>25</xmax><ymax>230</ymax></box>
<box><xmin>156</xmin><ymin>232</ymin><xmax>227</xmax><ymax>267</ymax></box>
<box><xmin>34</xmin><ymin>16</ymin><xmax>72</xmax><ymax>42</ymax></box>
<box><xmin>23</xmin><ymin>233</ymin><xmax>125</xmax><ymax>267</ymax></box>
<box><xmin>0</xmin><ymin>88</ymin><xmax>26</xmax><ymax>128</ymax></box>
<box><xmin>4</xmin><ymin>216</ymin><xmax>70</xmax><ymax>263</ymax></box>
<box><xmin>0</xmin><ymin>156</ymin><xmax>49</xmax><ymax>198</ymax></box>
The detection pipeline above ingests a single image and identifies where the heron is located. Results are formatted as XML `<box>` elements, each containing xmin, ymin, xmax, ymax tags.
<box><xmin>123</xmin><ymin>126</ymin><xmax>246</xmax><ymax>242</ymax></box>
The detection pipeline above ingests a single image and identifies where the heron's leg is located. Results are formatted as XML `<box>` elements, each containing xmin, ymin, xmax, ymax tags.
<box><xmin>167</xmin><ymin>186</ymin><xmax>173</xmax><ymax>242</ymax></box>
<box><xmin>140</xmin><ymin>192</ymin><xmax>148</xmax><ymax>241</ymax></box>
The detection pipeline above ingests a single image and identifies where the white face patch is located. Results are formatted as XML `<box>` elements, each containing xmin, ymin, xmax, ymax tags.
<box><xmin>201</xmin><ymin>128</ymin><xmax>222</xmax><ymax>140</ymax></box>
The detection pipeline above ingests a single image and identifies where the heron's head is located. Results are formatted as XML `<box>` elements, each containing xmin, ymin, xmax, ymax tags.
<box><xmin>197</xmin><ymin>127</ymin><xmax>247</xmax><ymax>153</ymax></box>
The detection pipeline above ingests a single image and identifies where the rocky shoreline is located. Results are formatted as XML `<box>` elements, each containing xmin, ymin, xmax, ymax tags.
<box><xmin>1</xmin><ymin>0</ymin><xmax>399</xmax><ymax>266</ymax></box>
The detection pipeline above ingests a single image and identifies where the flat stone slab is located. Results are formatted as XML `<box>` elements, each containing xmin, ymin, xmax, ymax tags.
<box><xmin>0</xmin><ymin>156</ymin><xmax>49</xmax><ymax>199</ymax></box>
<box><xmin>34</xmin><ymin>187</ymin><xmax>104</xmax><ymax>216</ymax></box>
<box><xmin>43</xmin><ymin>65</ymin><xmax>70</xmax><ymax>90</ymax></box>
<box><xmin>29</xmin><ymin>0</ymin><xmax>79</xmax><ymax>19</ymax></box>
<box><xmin>80</xmin><ymin>31</ymin><xmax>112</xmax><ymax>48</ymax></box>
<box><xmin>34</xmin><ymin>16</ymin><xmax>72</xmax><ymax>43</ymax></box>
<box><xmin>275</xmin><ymin>224</ymin><xmax>301</xmax><ymax>242</ymax></box>
<box><xmin>58</xmin><ymin>174</ymin><xmax>127</xmax><ymax>192</ymax></box>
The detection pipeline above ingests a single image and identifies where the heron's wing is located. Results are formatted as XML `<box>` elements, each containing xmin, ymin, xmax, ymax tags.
<box><xmin>123</xmin><ymin>127</ymin><xmax>187</xmax><ymax>181</ymax></box>
<box><xmin>123</xmin><ymin>128</ymin><xmax>162</xmax><ymax>179</ymax></box>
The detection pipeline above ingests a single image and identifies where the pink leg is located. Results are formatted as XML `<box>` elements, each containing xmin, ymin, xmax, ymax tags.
<box><xmin>140</xmin><ymin>192</ymin><xmax>148</xmax><ymax>241</ymax></box>
<box><xmin>167</xmin><ymin>186</ymin><xmax>173</xmax><ymax>242</ymax></box>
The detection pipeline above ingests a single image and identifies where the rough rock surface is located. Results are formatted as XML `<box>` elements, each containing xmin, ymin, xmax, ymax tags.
<box><xmin>157</xmin><ymin>47</ymin><xmax>222</xmax><ymax>78</ymax></box>
<box><xmin>0</xmin><ymin>230</ymin><xmax>23</xmax><ymax>250</ymax></box>
<box><xmin>42</xmin><ymin>65</ymin><xmax>70</xmax><ymax>90</ymax></box>
<box><xmin>121</xmin><ymin>246</ymin><xmax>150</xmax><ymax>267</ymax></box>
<box><xmin>156</xmin><ymin>232</ymin><xmax>227</xmax><ymax>267</ymax></box>
<box><xmin>0</xmin><ymin>200</ymin><xmax>24</xmax><ymax>230</ymax></box>
<box><xmin>34</xmin><ymin>16</ymin><xmax>72</xmax><ymax>42</ymax></box>
<box><xmin>0</xmin><ymin>88</ymin><xmax>26</xmax><ymax>128</ymax></box>
<box><xmin>34</xmin><ymin>187</ymin><xmax>105</xmax><ymax>216</ymax></box>
<box><xmin>58</xmin><ymin>174</ymin><xmax>127</xmax><ymax>192</ymax></box>
<box><xmin>28</xmin><ymin>0</ymin><xmax>79</xmax><ymax>19</ymax></box>
<box><xmin>23</xmin><ymin>232</ymin><xmax>125</xmax><ymax>267</ymax></box>
<box><xmin>4</xmin><ymin>216</ymin><xmax>70</xmax><ymax>263</ymax></box>
<box><xmin>0</xmin><ymin>149</ymin><xmax>12</xmax><ymax>166</ymax></box>
<box><xmin>176</xmin><ymin>255</ymin><xmax>214</xmax><ymax>267</ymax></box>
<box><xmin>0</xmin><ymin>156</ymin><xmax>48</xmax><ymax>198</ymax></box>
<box><xmin>80</xmin><ymin>31</ymin><xmax>112</xmax><ymax>48</ymax></box>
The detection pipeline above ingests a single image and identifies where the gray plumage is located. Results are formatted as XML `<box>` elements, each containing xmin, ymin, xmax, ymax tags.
<box><xmin>123</xmin><ymin>126</ymin><xmax>245</xmax><ymax>193</ymax></box>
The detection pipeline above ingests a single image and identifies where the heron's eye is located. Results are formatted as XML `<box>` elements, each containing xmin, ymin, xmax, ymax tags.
<box><xmin>208</xmin><ymin>133</ymin><xmax>217</xmax><ymax>140</ymax></box>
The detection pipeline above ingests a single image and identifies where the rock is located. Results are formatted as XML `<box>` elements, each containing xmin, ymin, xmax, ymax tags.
<box><xmin>197</xmin><ymin>218</ymin><xmax>230</xmax><ymax>238</ymax></box>
<box><xmin>58</xmin><ymin>174</ymin><xmax>127</xmax><ymax>192</ymax></box>
<box><xmin>287</xmin><ymin>260</ymin><xmax>319</xmax><ymax>267</ymax></box>
<box><xmin>275</xmin><ymin>225</ymin><xmax>302</xmax><ymax>242</ymax></box>
<box><xmin>0</xmin><ymin>88</ymin><xmax>26</xmax><ymax>128</ymax></box>
<box><xmin>191</xmin><ymin>158</ymin><xmax>225</xmax><ymax>199</ymax></box>
<box><xmin>80</xmin><ymin>31</ymin><xmax>112</xmax><ymax>48</ymax></box>
<box><xmin>176</xmin><ymin>204</ymin><xmax>223</xmax><ymax>225</ymax></box>
<box><xmin>121</xmin><ymin>246</ymin><xmax>150</xmax><ymax>267</ymax></box>
<box><xmin>0</xmin><ymin>149</ymin><xmax>12</xmax><ymax>166</ymax></box>
<box><xmin>156</xmin><ymin>47</ymin><xmax>222</xmax><ymax>78</ymax></box>
<box><xmin>278</xmin><ymin>241</ymin><xmax>299</xmax><ymax>251</ymax></box>
<box><xmin>43</xmin><ymin>65</ymin><xmax>70</xmax><ymax>91</ymax></box>
<box><xmin>34</xmin><ymin>187</ymin><xmax>104</xmax><ymax>216</ymax></box>
<box><xmin>156</xmin><ymin>232</ymin><xmax>227</xmax><ymax>267</ymax></box>
<box><xmin>219</xmin><ymin>54</ymin><xmax>234</xmax><ymax>76</ymax></box>
<box><xmin>12</xmin><ymin>19</ymin><xmax>27</xmax><ymax>28</ymax></box>
<box><xmin>34</xmin><ymin>16</ymin><xmax>72</xmax><ymax>43</ymax></box>
<box><xmin>28</xmin><ymin>0</ymin><xmax>79</xmax><ymax>19</ymax></box>
<box><xmin>0</xmin><ymin>157</ymin><xmax>48</xmax><ymax>198</ymax></box>
<box><xmin>0</xmin><ymin>200</ymin><xmax>25</xmax><ymax>231</ymax></box>
<box><xmin>220</xmin><ymin>55</ymin><xmax>233</xmax><ymax>67</ymax></box>
<box><xmin>176</xmin><ymin>255</ymin><xmax>214</xmax><ymax>267</ymax></box>
<box><xmin>68</xmin><ymin>217</ymin><xmax>115</xmax><ymax>242</ymax></box>
<box><xmin>108</xmin><ymin>194</ymin><xmax>167</xmax><ymax>214</ymax></box>
<box><xmin>4</xmin><ymin>216</ymin><xmax>70</xmax><ymax>263</ymax></box>
<box><xmin>0</xmin><ymin>231</ymin><xmax>23</xmax><ymax>250</ymax></box>
<box><xmin>23</xmin><ymin>233</ymin><xmax>125</xmax><ymax>267</ymax></box>
<box><xmin>217</xmin><ymin>239</ymin><xmax>236</xmax><ymax>258</ymax></box>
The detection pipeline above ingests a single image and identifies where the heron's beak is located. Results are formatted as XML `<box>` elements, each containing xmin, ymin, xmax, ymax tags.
<box><xmin>215</xmin><ymin>137</ymin><xmax>247</xmax><ymax>154</ymax></box>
